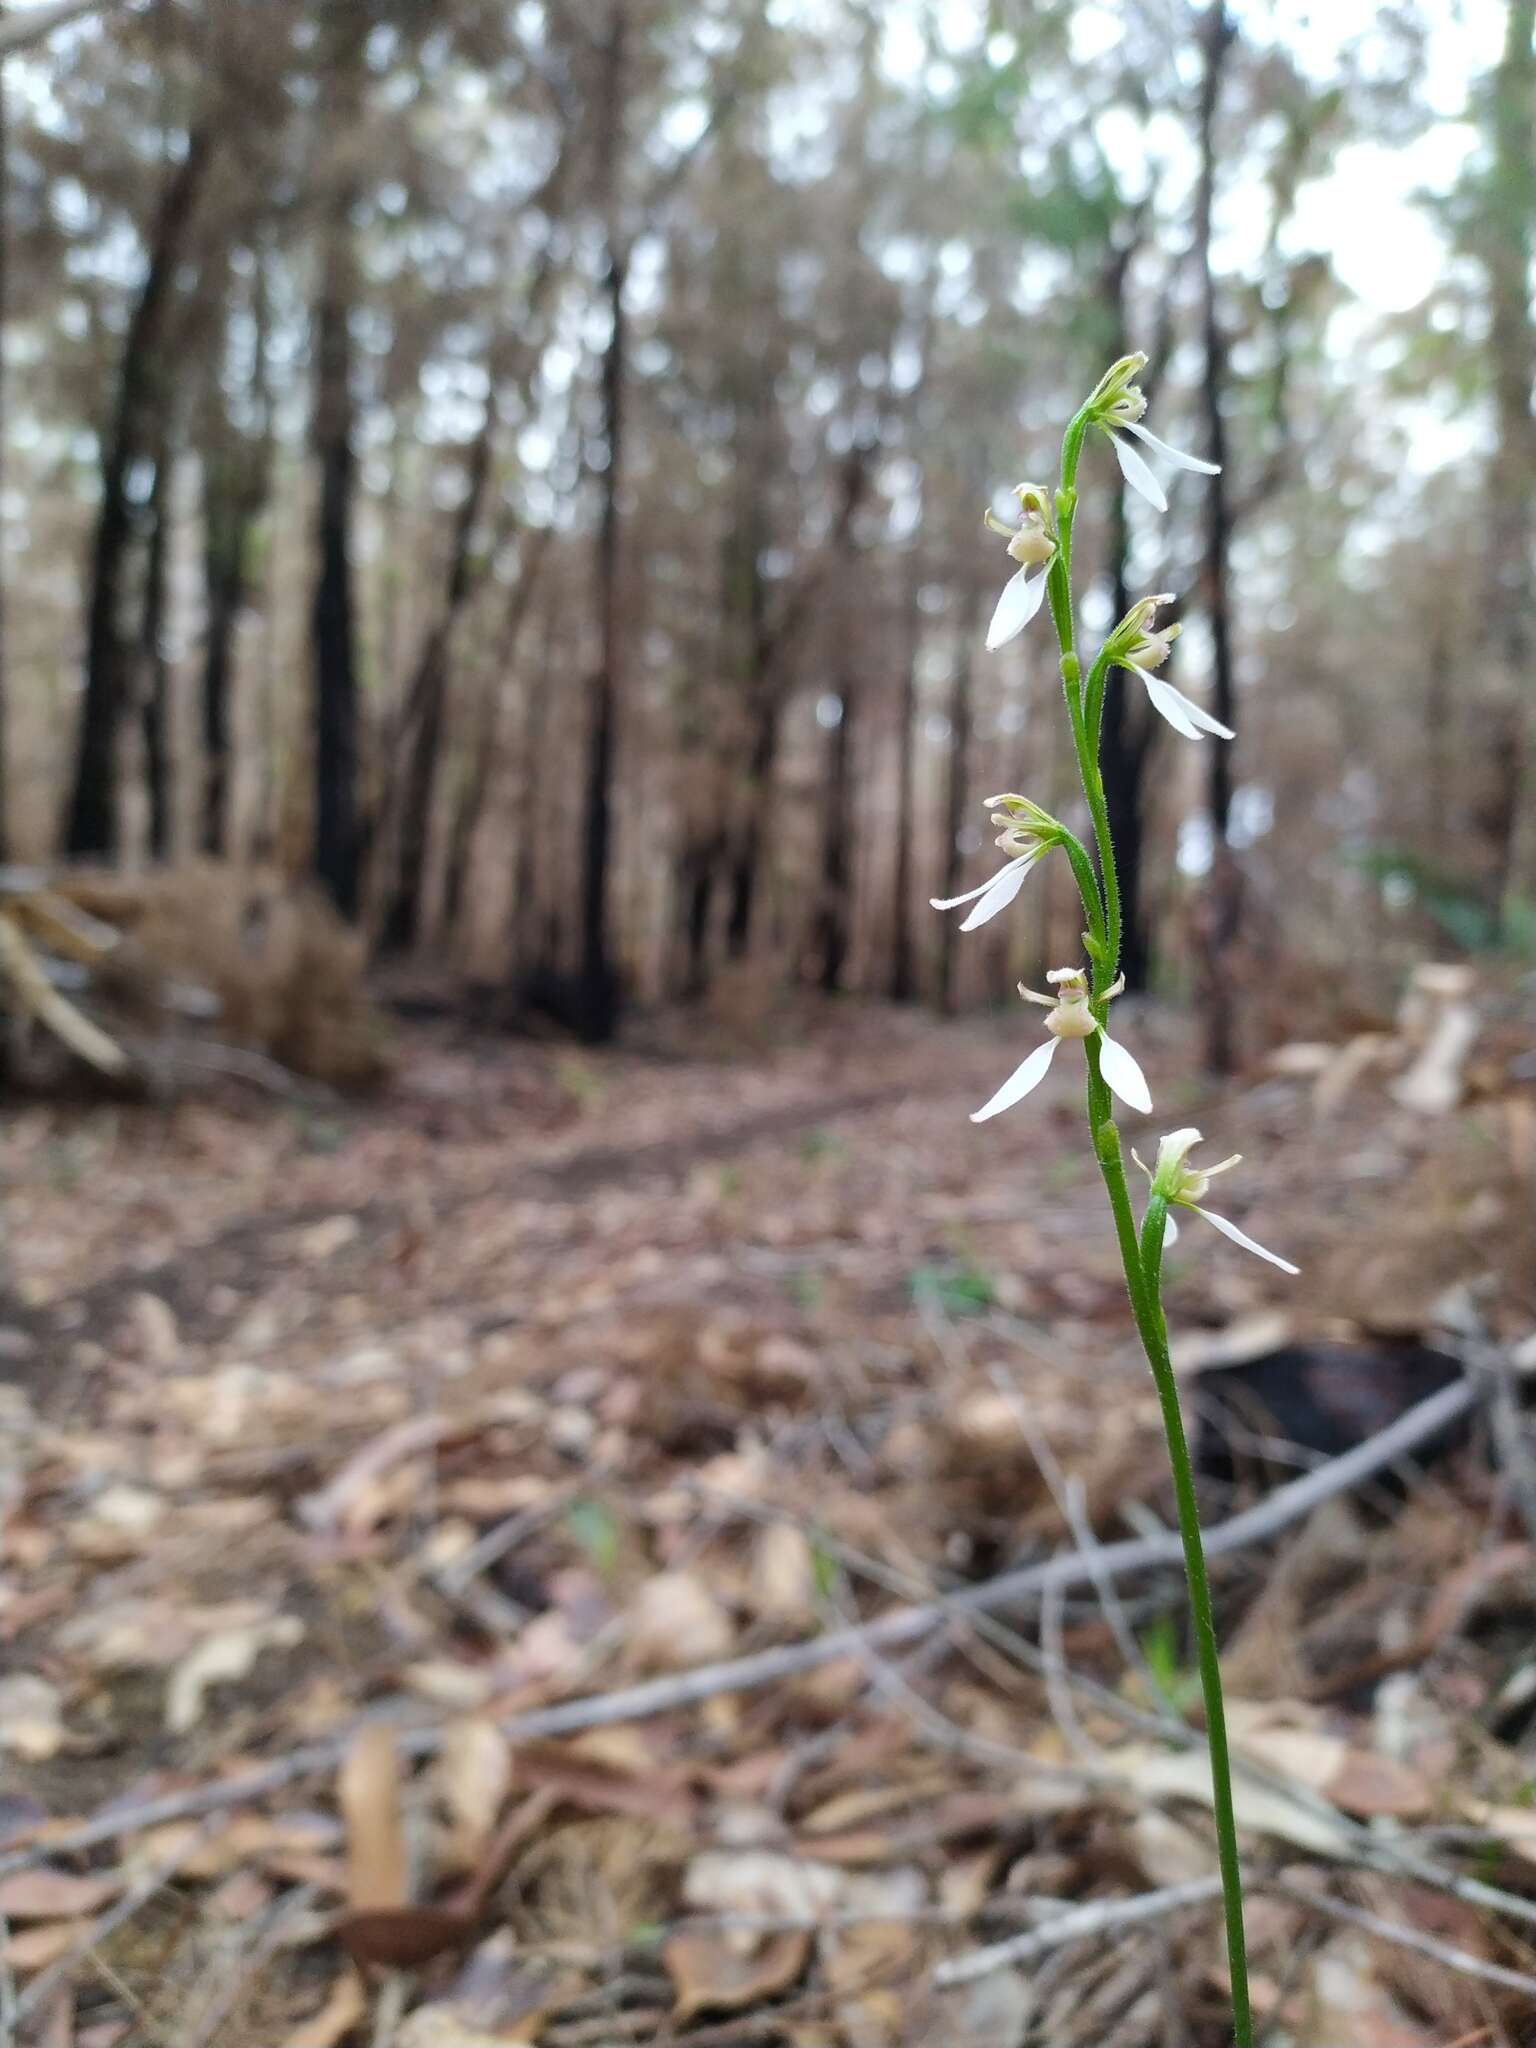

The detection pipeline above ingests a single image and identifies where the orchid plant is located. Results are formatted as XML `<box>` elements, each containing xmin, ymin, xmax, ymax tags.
<box><xmin>933</xmin><ymin>352</ymin><xmax>1296</xmax><ymax>2048</ymax></box>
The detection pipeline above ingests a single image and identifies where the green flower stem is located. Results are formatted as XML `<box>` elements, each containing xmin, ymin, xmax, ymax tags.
<box><xmin>1139</xmin><ymin>1198</ymin><xmax>1253</xmax><ymax>2047</ymax></box>
<box><xmin>1042</xmin><ymin>408</ymin><xmax>1252</xmax><ymax>2048</ymax></box>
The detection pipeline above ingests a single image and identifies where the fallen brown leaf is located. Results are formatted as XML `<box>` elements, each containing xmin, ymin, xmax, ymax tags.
<box><xmin>0</xmin><ymin>1870</ymin><xmax>121</xmax><ymax>1920</ymax></box>
<box><xmin>336</xmin><ymin>1905</ymin><xmax>473</xmax><ymax>1971</ymax></box>
<box><xmin>662</xmin><ymin>1928</ymin><xmax>810</xmax><ymax>2022</ymax></box>
<box><xmin>6</xmin><ymin>1918</ymin><xmax>93</xmax><ymax>1974</ymax></box>
<box><xmin>339</xmin><ymin>1725</ymin><xmax>408</xmax><ymax>1911</ymax></box>
<box><xmin>280</xmin><ymin>1964</ymin><xmax>368</xmax><ymax>2048</ymax></box>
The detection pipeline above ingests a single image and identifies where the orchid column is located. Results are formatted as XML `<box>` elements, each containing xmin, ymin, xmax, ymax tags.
<box><xmin>933</xmin><ymin>354</ymin><xmax>1296</xmax><ymax>2048</ymax></box>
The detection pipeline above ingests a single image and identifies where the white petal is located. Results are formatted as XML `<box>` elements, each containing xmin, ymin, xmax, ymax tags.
<box><xmin>930</xmin><ymin>854</ymin><xmax>1030</xmax><ymax>913</ymax></box>
<box><xmin>970</xmin><ymin>1038</ymin><xmax>1057</xmax><ymax>1123</ymax></box>
<box><xmin>1163</xmin><ymin>1213</ymin><xmax>1181</xmax><ymax>1247</ymax></box>
<box><xmin>984</xmin><ymin>565</ymin><xmax>1047</xmax><ymax>650</ymax></box>
<box><xmin>1121</xmin><ymin>419</ymin><xmax>1221</xmax><ymax>476</ymax></box>
<box><xmin>1139</xmin><ymin>670</ymin><xmax>1234</xmax><ymax>741</ymax></box>
<box><xmin>1096</xmin><ymin>1027</ymin><xmax>1152</xmax><ymax>1115</ymax></box>
<box><xmin>1193</xmin><ymin>1206</ymin><xmax>1299</xmax><ymax>1274</ymax></box>
<box><xmin>1109</xmin><ymin>430</ymin><xmax>1167</xmax><ymax>512</ymax></box>
<box><xmin>958</xmin><ymin>854</ymin><xmax>1039</xmax><ymax>931</ymax></box>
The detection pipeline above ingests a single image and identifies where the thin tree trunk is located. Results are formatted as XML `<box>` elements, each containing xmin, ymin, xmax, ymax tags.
<box><xmin>934</xmin><ymin>584</ymin><xmax>979</xmax><ymax>1015</ymax></box>
<box><xmin>309</xmin><ymin>112</ymin><xmax>363</xmax><ymax>917</ymax></box>
<box><xmin>1194</xmin><ymin>0</ymin><xmax>1239</xmax><ymax>1071</ymax></box>
<box><xmin>200</xmin><ymin>256</ymin><xmax>272</xmax><ymax>857</ymax></box>
<box><xmin>723</xmin><ymin>418</ymin><xmax>772</xmax><ymax>963</ymax></box>
<box><xmin>441</xmin><ymin>530</ymin><xmax>548</xmax><ymax>940</ymax></box>
<box><xmin>139</xmin><ymin>448</ymin><xmax>171</xmax><ymax>859</ymax></box>
<box><xmin>811</xmin><ymin>445</ymin><xmax>870</xmax><ymax>993</ymax></box>
<box><xmin>64</xmin><ymin>128</ymin><xmax>210</xmax><ymax>858</ymax></box>
<box><xmin>889</xmin><ymin>567</ymin><xmax>920</xmax><ymax>1000</ymax></box>
<box><xmin>510</xmin><ymin>605</ymin><xmax>556</xmax><ymax>975</ymax></box>
<box><xmin>1481</xmin><ymin>0</ymin><xmax>1536</xmax><ymax>924</ymax></box>
<box><xmin>0</xmin><ymin>13</ymin><xmax>9</xmax><ymax>862</ymax></box>
<box><xmin>816</xmin><ymin>684</ymin><xmax>855</xmax><ymax>993</ymax></box>
<box><xmin>1097</xmin><ymin>244</ymin><xmax>1156</xmax><ymax>992</ymax></box>
<box><xmin>1100</xmin><ymin>409</ymin><xmax>1156</xmax><ymax>993</ymax></box>
<box><xmin>377</xmin><ymin>402</ymin><xmax>494</xmax><ymax>954</ymax></box>
<box><xmin>575</xmin><ymin>0</ymin><xmax>628</xmax><ymax>1043</ymax></box>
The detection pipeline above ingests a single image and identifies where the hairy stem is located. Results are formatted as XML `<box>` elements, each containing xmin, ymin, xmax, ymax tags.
<box><xmin>1140</xmin><ymin>1197</ymin><xmax>1252</xmax><ymax>2044</ymax></box>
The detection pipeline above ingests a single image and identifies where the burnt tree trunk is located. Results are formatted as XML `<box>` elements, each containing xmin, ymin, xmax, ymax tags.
<box><xmin>816</xmin><ymin>685</ymin><xmax>856</xmax><ymax>993</ymax></box>
<box><xmin>309</xmin><ymin>111</ymin><xmax>364</xmax><ymax>917</ymax></box>
<box><xmin>1480</xmin><ymin>0</ymin><xmax>1536</xmax><ymax>925</ymax></box>
<box><xmin>934</xmin><ymin>584</ymin><xmax>979</xmax><ymax>1015</ymax></box>
<box><xmin>65</xmin><ymin>128</ymin><xmax>211</xmax><ymax>858</ymax></box>
<box><xmin>1194</xmin><ymin>0</ymin><xmax>1239</xmax><ymax>1071</ymax></box>
<box><xmin>200</xmin><ymin>256</ymin><xmax>272</xmax><ymax>856</ymax></box>
<box><xmin>812</xmin><ymin>447</ymin><xmax>869</xmax><ymax>993</ymax></box>
<box><xmin>510</xmin><ymin>606</ymin><xmax>557</xmax><ymax>976</ymax></box>
<box><xmin>138</xmin><ymin>447</ymin><xmax>171</xmax><ymax>859</ymax></box>
<box><xmin>441</xmin><ymin>531</ymin><xmax>548</xmax><ymax>940</ymax></box>
<box><xmin>889</xmin><ymin>569</ymin><xmax>921</xmax><ymax>1000</ymax></box>
<box><xmin>377</xmin><ymin>400</ymin><xmax>494</xmax><ymax>954</ymax></box>
<box><xmin>1097</xmin><ymin>244</ymin><xmax>1156</xmax><ymax>991</ymax></box>
<box><xmin>575</xmin><ymin>0</ymin><xmax>628</xmax><ymax>1043</ymax></box>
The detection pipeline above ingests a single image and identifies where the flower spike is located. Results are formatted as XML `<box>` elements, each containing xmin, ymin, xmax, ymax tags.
<box><xmin>1134</xmin><ymin>1128</ymin><xmax>1299</xmax><ymax>1274</ymax></box>
<box><xmin>972</xmin><ymin>967</ymin><xmax>1150</xmax><ymax>1122</ymax></box>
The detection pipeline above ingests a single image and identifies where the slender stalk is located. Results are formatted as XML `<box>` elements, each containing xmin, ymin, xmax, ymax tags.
<box><xmin>1047</xmin><ymin>410</ymin><xmax>1253</xmax><ymax>2047</ymax></box>
<box><xmin>1140</xmin><ymin>1196</ymin><xmax>1252</xmax><ymax>2043</ymax></box>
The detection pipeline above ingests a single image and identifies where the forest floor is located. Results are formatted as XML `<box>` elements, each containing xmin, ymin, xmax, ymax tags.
<box><xmin>3</xmin><ymin>997</ymin><xmax>1536</xmax><ymax>2048</ymax></box>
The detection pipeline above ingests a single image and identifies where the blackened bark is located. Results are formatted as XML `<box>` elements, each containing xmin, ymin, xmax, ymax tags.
<box><xmin>889</xmin><ymin>572</ymin><xmax>920</xmax><ymax>1000</ymax></box>
<box><xmin>139</xmin><ymin>449</ymin><xmax>171</xmax><ymax>859</ymax></box>
<box><xmin>442</xmin><ymin>530</ymin><xmax>548</xmax><ymax>939</ymax></box>
<box><xmin>676</xmin><ymin>838</ymin><xmax>721</xmax><ymax>1002</ymax></box>
<box><xmin>1194</xmin><ymin>0</ymin><xmax>1239</xmax><ymax>1071</ymax></box>
<box><xmin>730</xmin><ymin>445</ymin><xmax>869</xmax><ymax>959</ymax></box>
<box><xmin>1097</xmin><ymin>246</ymin><xmax>1155</xmax><ymax>991</ymax></box>
<box><xmin>377</xmin><ymin>403</ymin><xmax>494</xmax><ymax>953</ymax></box>
<box><xmin>575</xmin><ymin>1</ymin><xmax>628</xmax><ymax>1043</ymax></box>
<box><xmin>816</xmin><ymin>686</ymin><xmax>855</xmax><ymax>993</ymax></box>
<box><xmin>200</xmin><ymin>259</ymin><xmax>272</xmax><ymax>856</ymax></box>
<box><xmin>812</xmin><ymin>445</ymin><xmax>871</xmax><ymax>992</ymax></box>
<box><xmin>720</xmin><ymin>481</ymin><xmax>770</xmax><ymax>966</ymax></box>
<box><xmin>510</xmin><ymin>606</ymin><xmax>556</xmax><ymax>974</ymax></box>
<box><xmin>310</xmin><ymin>186</ymin><xmax>362</xmax><ymax>917</ymax></box>
<box><xmin>65</xmin><ymin>129</ymin><xmax>211</xmax><ymax>858</ymax></box>
<box><xmin>934</xmin><ymin>585</ymin><xmax>979</xmax><ymax>1015</ymax></box>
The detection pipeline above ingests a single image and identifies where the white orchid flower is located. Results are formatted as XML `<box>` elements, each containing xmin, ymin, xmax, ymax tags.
<box><xmin>1108</xmin><ymin>594</ymin><xmax>1234</xmax><ymax>742</ymax></box>
<box><xmin>931</xmin><ymin>794</ymin><xmax>1061</xmax><ymax>932</ymax></box>
<box><xmin>973</xmin><ymin>967</ymin><xmax>1151</xmax><ymax>1122</ymax></box>
<box><xmin>983</xmin><ymin>482</ymin><xmax>1056</xmax><ymax>650</ymax></box>
<box><xmin>1088</xmin><ymin>353</ymin><xmax>1219</xmax><ymax>514</ymax></box>
<box><xmin>1133</xmin><ymin>1127</ymin><xmax>1299</xmax><ymax>1274</ymax></box>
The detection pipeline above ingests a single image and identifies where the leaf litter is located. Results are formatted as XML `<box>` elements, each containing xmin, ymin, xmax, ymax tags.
<box><xmin>3</xmin><ymin>998</ymin><xmax>1536</xmax><ymax>2044</ymax></box>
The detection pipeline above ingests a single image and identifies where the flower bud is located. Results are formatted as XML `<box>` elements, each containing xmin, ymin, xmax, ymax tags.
<box><xmin>1107</xmin><ymin>593</ymin><xmax>1181</xmax><ymax>671</ymax></box>
<box><xmin>985</xmin><ymin>792</ymin><xmax>1061</xmax><ymax>860</ymax></box>
<box><xmin>1086</xmin><ymin>352</ymin><xmax>1149</xmax><ymax>428</ymax></box>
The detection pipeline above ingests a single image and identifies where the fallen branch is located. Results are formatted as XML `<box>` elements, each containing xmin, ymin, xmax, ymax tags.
<box><xmin>932</xmin><ymin>1878</ymin><xmax>1225</xmax><ymax>1984</ymax></box>
<box><xmin>0</xmin><ymin>1375</ymin><xmax>1478</xmax><ymax>1878</ymax></box>
<box><xmin>935</xmin><ymin>1874</ymin><xmax>1536</xmax><ymax>2000</ymax></box>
